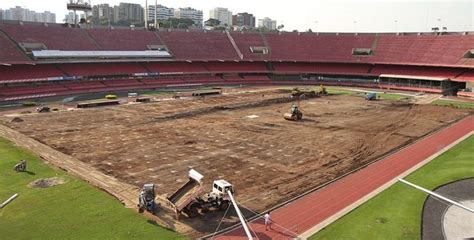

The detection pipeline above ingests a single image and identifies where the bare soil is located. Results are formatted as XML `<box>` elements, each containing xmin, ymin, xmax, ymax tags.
<box><xmin>28</xmin><ymin>177</ymin><xmax>66</xmax><ymax>188</ymax></box>
<box><xmin>1</xmin><ymin>88</ymin><xmax>470</xmax><ymax>236</ymax></box>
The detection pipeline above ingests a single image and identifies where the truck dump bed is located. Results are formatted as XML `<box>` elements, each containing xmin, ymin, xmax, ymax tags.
<box><xmin>167</xmin><ymin>178</ymin><xmax>203</xmax><ymax>212</ymax></box>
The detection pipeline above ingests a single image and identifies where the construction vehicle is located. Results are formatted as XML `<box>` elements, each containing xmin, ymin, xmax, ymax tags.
<box><xmin>284</xmin><ymin>103</ymin><xmax>303</xmax><ymax>121</ymax></box>
<box><xmin>290</xmin><ymin>88</ymin><xmax>316</xmax><ymax>99</ymax></box>
<box><xmin>365</xmin><ymin>92</ymin><xmax>377</xmax><ymax>100</ymax></box>
<box><xmin>36</xmin><ymin>107</ymin><xmax>50</xmax><ymax>113</ymax></box>
<box><xmin>138</xmin><ymin>184</ymin><xmax>157</xmax><ymax>213</ymax></box>
<box><xmin>319</xmin><ymin>84</ymin><xmax>327</xmax><ymax>95</ymax></box>
<box><xmin>165</xmin><ymin>169</ymin><xmax>234</xmax><ymax>218</ymax></box>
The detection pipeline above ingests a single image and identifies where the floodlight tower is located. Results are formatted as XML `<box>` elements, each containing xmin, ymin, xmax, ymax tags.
<box><xmin>67</xmin><ymin>0</ymin><xmax>92</xmax><ymax>25</ymax></box>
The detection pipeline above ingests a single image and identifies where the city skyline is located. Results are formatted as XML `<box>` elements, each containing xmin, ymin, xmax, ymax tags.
<box><xmin>0</xmin><ymin>0</ymin><xmax>472</xmax><ymax>32</ymax></box>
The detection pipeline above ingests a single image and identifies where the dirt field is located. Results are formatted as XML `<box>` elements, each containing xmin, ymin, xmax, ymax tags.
<box><xmin>0</xmin><ymin>88</ymin><xmax>470</xmax><ymax>236</ymax></box>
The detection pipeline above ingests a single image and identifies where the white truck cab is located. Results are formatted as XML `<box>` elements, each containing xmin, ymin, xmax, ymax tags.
<box><xmin>212</xmin><ymin>179</ymin><xmax>234</xmax><ymax>195</ymax></box>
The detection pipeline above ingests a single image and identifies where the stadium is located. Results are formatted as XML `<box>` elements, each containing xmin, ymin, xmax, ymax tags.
<box><xmin>0</xmin><ymin>2</ymin><xmax>473</xmax><ymax>240</ymax></box>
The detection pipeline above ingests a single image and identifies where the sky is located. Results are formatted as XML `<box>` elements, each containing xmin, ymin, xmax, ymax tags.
<box><xmin>0</xmin><ymin>0</ymin><xmax>473</xmax><ymax>32</ymax></box>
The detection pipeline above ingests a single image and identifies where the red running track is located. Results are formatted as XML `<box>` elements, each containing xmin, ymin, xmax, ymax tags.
<box><xmin>217</xmin><ymin>115</ymin><xmax>474</xmax><ymax>240</ymax></box>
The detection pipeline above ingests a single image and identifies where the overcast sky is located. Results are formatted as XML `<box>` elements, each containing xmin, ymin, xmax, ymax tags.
<box><xmin>1</xmin><ymin>0</ymin><xmax>473</xmax><ymax>32</ymax></box>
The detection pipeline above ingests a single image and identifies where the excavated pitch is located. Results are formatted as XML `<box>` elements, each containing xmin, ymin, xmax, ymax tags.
<box><xmin>1</xmin><ymin>89</ymin><xmax>469</xmax><ymax>236</ymax></box>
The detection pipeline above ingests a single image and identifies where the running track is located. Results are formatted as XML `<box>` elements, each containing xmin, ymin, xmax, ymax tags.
<box><xmin>216</xmin><ymin>115</ymin><xmax>474</xmax><ymax>240</ymax></box>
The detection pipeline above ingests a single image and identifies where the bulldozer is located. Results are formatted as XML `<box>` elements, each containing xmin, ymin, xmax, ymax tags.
<box><xmin>290</xmin><ymin>88</ymin><xmax>316</xmax><ymax>99</ymax></box>
<box><xmin>284</xmin><ymin>103</ymin><xmax>303</xmax><ymax>121</ymax></box>
<box><xmin>319</xmin><ymin>84</ymin><xmax>327</xmax><ymax>95</ymax></box>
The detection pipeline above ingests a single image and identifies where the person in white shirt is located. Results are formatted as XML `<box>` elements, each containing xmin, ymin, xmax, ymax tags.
<box><xmin>264</xmin><ymin>211</ymin><xmax>272</xmax><ymax>231</ymax></box>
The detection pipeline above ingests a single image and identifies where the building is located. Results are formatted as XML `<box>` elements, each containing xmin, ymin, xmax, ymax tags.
<box><xmin>43</xmin><ymin>11</ymin><xmax>56</xmax><ymax>23</ymax></box>
<box><xmin>92</xmin><ymin>4</ymin><xmax>114</xmax><ymax>25</ymax></box>
<box><xmin>209</xmin><ymin>7</ymin><xmax>232</xmax><ymax>26</ymax></box>
<box><xmin>0</xmin><ymin>9</ymin><xmax>3</xmax><ymax>20</ymax></box>
<box><xmin>1</xmin><ymin>6</ymin><xmax>56</xmax><ymax>23</ymax></box>
<box><xmin>258</xmin><ymin>17</ymin><xmax>277</xmax><ymax>30</ymax></box>
<box><xmin>64</xmin><ymin>12</ymin><xmax>79</xmax><ymax>24</ymax></box>
<box><xmin>148</xmin><ymin>4</ymin><xmax>174</xmax><ymax>22</ymax></box>
<box><xmin>174</xmin><ymin>7</ymin><xmax>203</xmax><ymax>27</ymax></box>
<box><xmin>113</xmin><ymin>2</ymin><xmax>144</xmax><ymax>24</ymax></box>
<box><xmin>232</xmin><ymin>12</ymin><xmax>256</xmax><ymax>28</ymax></box>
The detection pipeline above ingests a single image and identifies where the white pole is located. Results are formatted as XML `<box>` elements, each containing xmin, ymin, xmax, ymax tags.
<box><xmin>144</xmin><ymin>0</ymin><xmax>148</xmax><ymax>30</ymax></box>
<box><xmin>154</xmin><ymin>0</ymin><xmax>157</xmax><ymax>29</ymax></box>
<box><xmin>227</xmin><ymin>190</ymin><xmax>253</xmax><ymax>240</ymax></box>
<box><xmin>0</xmin><ymin>193</ymin><xmax>19</xmax><ymax>209</ymax></box>
<box><xmin>398</xmin><ymin>178</ymin><xmax>474</xmax><ymax>213</ymax></box>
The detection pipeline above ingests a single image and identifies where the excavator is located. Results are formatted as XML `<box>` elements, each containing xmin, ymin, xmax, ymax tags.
<box><xmin>284</xmin><ymin>103</ymin><xmax>303</xmax><ymax>121</ymax></box>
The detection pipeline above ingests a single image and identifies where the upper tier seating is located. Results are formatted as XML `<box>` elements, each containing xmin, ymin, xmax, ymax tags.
<box><xmin>158</xmin><ymin>31</ymin><xmax>239</xmax><ymax>60</ymax></box>
<box><xmin>369</xmin><ymin>35</ymin><xmax>474</xmax><ymax>65</ymax></box>
<box><xmin>230</xmin><ymin>32</ymin><xmax>268</xmax><ymax>60</ymax></box>
<box><xmin>0</xmin><ymin>22</ymin><xmax>473</xmax><ymax>67</ymax></box>
<box><xmin>264</xmin><ymin>33</ymin><xmax>375</xmax><ymax>62</ymax></box>
<box><xmin>0</xmin><ymin>30</ymin><xmax>30</xmax><ymax>63</ymax></box>
<box><xmin>87</xmin><ymin>28</ymin><xmax>162</xmax><ymax>50</ymax></box>
<box><xmin>0</xmin><ymin>22</ymin><xmax>98</xmax><ymax>50</ymax></box>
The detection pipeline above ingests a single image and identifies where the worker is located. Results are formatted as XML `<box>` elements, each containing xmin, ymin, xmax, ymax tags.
<box><xmin>264</xmin><ymin>211</ymin><xmax>272</xmax><ymax>231</ymax></box>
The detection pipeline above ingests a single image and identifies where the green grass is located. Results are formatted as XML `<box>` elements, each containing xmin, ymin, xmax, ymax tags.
<box><xmin>0</xmin><ymin>138</ymin><xmax>185</xmax><ymax>240</ymax></box>
<box><xmin>326</xmin><ymin>87</ymin><xmax>410</xmax><ymax>100</ymax></box>
<box><xmin>310</xmin><ymin>135</ymin><xmax>474</xmax><ymax>240</ymax></box>
<box><xmin>432</xmin><ymin>99</ymin><xmax>474</xmax><ymax>109</ymax></box>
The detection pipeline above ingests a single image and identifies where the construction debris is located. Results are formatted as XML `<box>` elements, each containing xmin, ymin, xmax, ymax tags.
<box><xmin>13</xmin><ymin>160</ymin><xmax>27</xmax><ymax>172</ymax></box>
<box><xmin>0</xmin><ymin>193</ymin><xmax>19</xmax><ymax>209</ymax></box>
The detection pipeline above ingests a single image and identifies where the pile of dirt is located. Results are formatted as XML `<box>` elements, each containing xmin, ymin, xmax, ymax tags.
<box><xmin>28</xmin><ymin>177</ymin><xmax>66</xmax><ymax>188</ymax></box>
<box><xmin>11</xmin><ymin>117</ymin><xmax>24</xmax><ymax>123</ymax></box>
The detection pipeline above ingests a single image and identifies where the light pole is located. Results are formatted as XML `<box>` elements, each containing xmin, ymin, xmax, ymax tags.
<box><xmin>315</xmin><ymin>20</ymin><xmax>318</xmax><ymax>32</ymax></box>
<box><xmin>353</xmin><ymin>20</ymin><xmax>357</xmax><ymax>32</ymax></box>
<box><xmin>394</xmin><ymin>20</ymin><xmax>398</xmax><ymax>33</ymax></box>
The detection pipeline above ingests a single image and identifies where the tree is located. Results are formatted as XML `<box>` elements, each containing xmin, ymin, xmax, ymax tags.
<box><xmin>307</xmin><ymin>28</ymin><xmax>313</xmax><ymax>33</ymax></box>
<box><xmin>277</xmin><ymin>24</ymin><xmax>284</xmax><ymax>30</ymax></box>
<box><xmin>160</xmin><ymin>18</ymin><xmax>195</xmax><ymax>29</ymax></box>
<box><xmin>205</xmin><ymin>18</ymin><xmax>221</xmax><ymax>27</ymax></box>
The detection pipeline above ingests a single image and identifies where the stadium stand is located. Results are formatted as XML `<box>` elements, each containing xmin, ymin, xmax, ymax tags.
<box><xmin>87</xmin><ymin>28</ymin><xmax>163</xmax><ymax>50</ymax></box>
<box><xmin>0</xmin><ymin>30</ymin><xmax>31</xmax><ymax>63</ymax></box>
<box><xmin>0</xmin><ymin>22</ymin><xmax>98</xmax><ymax>51</ymax></box>
<box><xmin>273</xmin><ymin>62</ymin><xmax>372</xmax><ymax>75</ymax></box>
<box><xmin>144</xmin><ymin>62</ymin><xmax>208</xmax><ymax>73</ymax></box>
<box><xmin>370</xmin><ymin>65</ymin><xmax>464</xmax><ymax>78</ymax></box>
<box><xmin>229</xmin><ymin>32</ymin><xmax>269</xmax><ymax>60</ymax></box>
<box><xmin>369</xmin><ymin>34</ymin><xmax>474</xmax><ymax>65</ymax></box>
<box><xmin>1</xmin><ymin>21</ymin><xmax>474</xmax><ymax>101</ymax></box>
<box><xmin>205</xmin><ymin>61</ymin><xmax>268</xmax><ymax>73</ymax></box>
<box><xmin>452</xmin><ymin>69</ymin><xmax>474</xmax><ymax>82</ymax></box>
<box><xmin>264</xmin><ymin>33</ymin><xmax>375</xmax><ymax>62</ymax></box>
<box><xmin>59</xmin><ymin>63</ymin><xmax>147</xmax><ymax>76</ymax></box>
<box><xmin>0</xmin><ymin>64</ymin><xmax>64</xmax><ymax>82</ymax></box>
<box><xmin>157</xmin><ymin>31</ymin><xmax>240</xmax><ymax>60</ymax></box>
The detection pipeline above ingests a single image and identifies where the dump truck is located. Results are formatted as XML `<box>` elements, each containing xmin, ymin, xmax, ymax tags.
<box><xmin>284</xmin><ymin>103</ymin><xmax>303</xmax><ymax>121</ymax></box>
<box><xmin>165</xmin><ymin>169</ymin><xmax>234</xmax><ymax>218</ymax></box>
